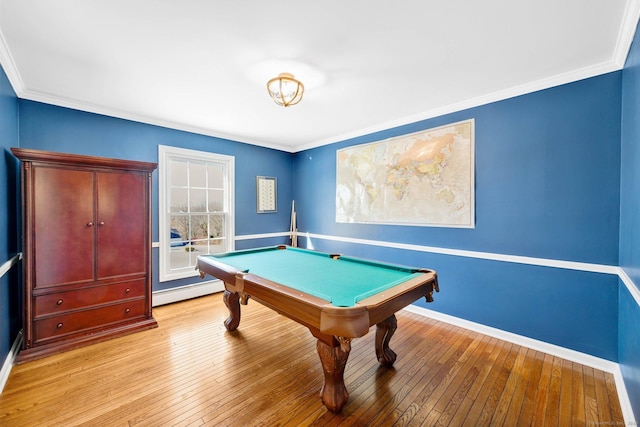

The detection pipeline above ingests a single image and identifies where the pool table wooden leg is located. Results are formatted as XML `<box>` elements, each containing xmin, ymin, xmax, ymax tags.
<box><xmin>222</xmin><ymin>290</ymin><xmax>241</xmax><ymax>331</ymax></box>
<box><xmin>316</xmin><ymin>338</ymin><xmax>350</xmax><ymax>413</ymax></box>
<box><xmin>375</xmin><ymin>314</ymin><xmax>397</xmax><ymax>367</ymax></box>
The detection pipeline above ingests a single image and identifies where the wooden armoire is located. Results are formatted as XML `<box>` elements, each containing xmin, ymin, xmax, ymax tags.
<box><xmin>11</xmin><ymin>148</ymin><xmax>158</xmax><ymax>363</ymax></box>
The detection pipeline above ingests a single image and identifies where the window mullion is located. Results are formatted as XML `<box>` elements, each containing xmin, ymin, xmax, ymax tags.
<box><xmin>159</xmin><ymin>145</ymin><xmax>235</xmax><ymax>282</ymax></box>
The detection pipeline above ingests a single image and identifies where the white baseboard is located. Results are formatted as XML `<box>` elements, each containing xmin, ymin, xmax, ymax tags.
<box><xmin>403</xmin><ymin>305</ymin><xmax>636</xmax><ymax>425</ymax></box>
<box><xmin>2</xmin><ymin>286</ymin><xmax>634</xmax><ymax>422</ymax></box>
<box><xmin>150</xmin><ymin>280</ymin><xmax>636</xmax><ymax>422</ymax></box>
<box><xmin>0</xmin><ymin>330</ymin><xmax>22</xmax><ymax>395</ymax></box>
<box><xmin>152</xmin><ymin>280</ymin><xmax>224</xmax><ymax>307</ymax></box>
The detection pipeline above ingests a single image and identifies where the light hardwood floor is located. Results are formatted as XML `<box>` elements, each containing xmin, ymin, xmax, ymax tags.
<box><xmin>0</xmin><ymin>294</ymin><xmax>624</xmax><ymax>426</ymax></box>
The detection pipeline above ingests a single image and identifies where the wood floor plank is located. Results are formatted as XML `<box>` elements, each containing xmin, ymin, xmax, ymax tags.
<box><xmin>404</xmin><ymin>339</ymin><xmax>476</xmax><ymax>425</ymax></box>
<box><xmin>343</xmin><ymin>328</ymin><xmax>461</xmax><ymax>419</ymax></box>
<box><xmin>0</xmin><ymin>294</ymin><xmax>626</xmax><ymax>427</ymax></box>
<box><xmin>436</xmin><ymin>356</ymin><xmax>482</xmax><ymax>426</ymax></box>
<box><xmin>464</xmin><ymin>336</ymin><xmax>502</xmax><ymax>400</ymax></box>
<box><xmin>490</xmin><ymin>345</ymin><xmax>526</xmax><ymax>425</ymax></box>
<box><xmin>545</xmin><ymin>356</ymin><xmax>564</xmax><ymax>426</ymax></box>
<box><xmin>354</xmin><ymin>323</ymin><xmax>476</xmax><ymax>426</ymax></box>
<box><xmin>570</xmin><ymin>362</ymin><xmax>586</xmax><ymax>427</ymax></box>
<box><xmin>498</xmin><ymin>347</ymin><xmax>533</xmax><ymax>426</ymax></box>
<box><xmin>531</xmin><ymin>352</ymin><xmax>554</xmax><ymax>426</ymax></box>
<box><xmin>558</xmin><ymin>358</ymin><xmax>574</xmax><ymax>427</ymax></box>
<box><xmin>594</xmin><ymin>367</ymin><xmax>614</xmax><ymax>424</ymax></box>
<box><xmin>583</xmin><ymin>366</ymin><xmax>600</xmax><ymax>425</ymax></box>
<box><xmin>604</xmin><ymin>368</ymin><xmax>625</xmax><ymax>425</ymax></box>
<box><xmin>477</xmin><ymin>343</ymin><xmax>519</xmax><ymax>426</ymax></box>
<box><xmin>388</xmin><ymin>327</ymin><xmax>465</xmax><ymax>426</ymax></box>
<box><xmin>515</xmin><ymin>350</ymin><xmax>546</xmax><ymax>427</ymax></box>
<box><xmin>430</xmin><ymin>334</ymin><xmax>490</xmax><ymax>425</ymax></box>
<box><xmin>388</xmin><ymin>323</ymin><xmax>464</xmax><ymax>422</ymax></box>
<box><xmin>459</xmin><ymin>341</ymin><xmax>513</xmax><ymax>426</ymax></box>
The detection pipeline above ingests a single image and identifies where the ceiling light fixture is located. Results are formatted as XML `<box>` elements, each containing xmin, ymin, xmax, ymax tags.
<box><xmin>267</xmin><ymin>73</ymin><xmax>304</xmax><ymax>107</ymax></box>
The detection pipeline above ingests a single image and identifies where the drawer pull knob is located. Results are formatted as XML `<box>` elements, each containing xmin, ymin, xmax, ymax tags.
<box><xmin>125</xmin><ymin>288</ymin><xmax>130</xmax><ymax>293</ymax></box>
<box><xmin>56</xmin><ymin>323</ymin><xmax>63</xmax><ymax>329</ymax></box>
<box><xmin>56</xmin><ymin>299</ymin><xmax>63</xmax><ymax>305</ymax></box>
<box><xmin>125</xmin><ymin>308</ymin><xmax>130</xmax><ymax>314</ymax></box>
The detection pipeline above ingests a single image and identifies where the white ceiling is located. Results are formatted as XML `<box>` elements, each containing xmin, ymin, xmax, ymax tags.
<box><xmin>0</xmin><ymin>1</ymin><xmax>638</xmax><ymax>153</ymax></box>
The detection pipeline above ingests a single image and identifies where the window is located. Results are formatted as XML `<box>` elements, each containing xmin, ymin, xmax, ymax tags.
<box><xmin>159</xmin><ymin>145</ymin><xmax>235</xmax><ymax>281</ymax></box>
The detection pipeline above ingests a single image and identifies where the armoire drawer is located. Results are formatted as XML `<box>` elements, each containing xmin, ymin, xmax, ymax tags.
<box><xmin>33</xmin><ymin>299</ymin><xmax>146</xmax><ymax>344</ymax></box>
<box><xmin>13</xmin><ymin>148</ymin><xmax>158</xmax><ymax>363</ymax></box>
<box><xmin>34</xmin><ymin>279</ymin><xmax>146</xmax><ymax>317</ymax></box>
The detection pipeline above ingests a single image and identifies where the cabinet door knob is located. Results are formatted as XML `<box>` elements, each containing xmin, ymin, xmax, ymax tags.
<box><xmin>56</xmin><ymin>323</ymin><xmax>63</xmax><ymax>329</ymax></box>
<box><xmin>98</xmin><ymin>221</ymin><xmax>105</xmax><ymax>226</ymax></box>
<box><xmin>86</xmin><ymin>222</ymin><xmax>94</xmax><ymax>227</ymax></box>
<box><xmin>56</xmin><ymin>299</ymin><xmax>63</xmax><ymax>305</ymax></box>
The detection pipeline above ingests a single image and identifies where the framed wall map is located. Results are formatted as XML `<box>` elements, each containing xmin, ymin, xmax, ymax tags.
<box><xmin>336</xmin><ymin>119</ymin><xmax>475</xmax><ymax>228</ymax></box>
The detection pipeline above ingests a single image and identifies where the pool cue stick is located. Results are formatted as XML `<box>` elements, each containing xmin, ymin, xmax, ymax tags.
<box><xmin>290</xmin><ymin>200</ymin><xmax>297</xmax><ymax>247</ymax></box>
<box><xmin>293</xmin><ymin>211</ymin><xmax>297</xmax><ymax>247</ymax></box>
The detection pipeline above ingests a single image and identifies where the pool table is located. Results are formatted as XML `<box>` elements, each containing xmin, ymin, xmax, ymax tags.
<box><xmin>196</xmin><ymin>245</ymin><xmax>439</xmax><ymax>413</ymax></box>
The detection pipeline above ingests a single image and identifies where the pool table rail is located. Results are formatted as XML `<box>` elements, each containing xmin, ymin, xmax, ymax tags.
<box><xmin>195</xmin><ymin>254</ymin><xmax>438</xmax><ymax>339</ymax></box>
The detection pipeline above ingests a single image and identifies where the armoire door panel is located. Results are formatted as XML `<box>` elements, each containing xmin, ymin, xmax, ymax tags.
<box><xmin>33</xmin><ymin>166</ymin><xmax>95</xmax><ymax>288</ymax></box>
<box><xmin>12</xmin><ymin>147</ymin><xmax>157</xmax><ymax>364</ymax></box>
<box><xmin>96</xmin><ymin>171</ymin><xmax>147</xmax><ymax>278</ymax></box>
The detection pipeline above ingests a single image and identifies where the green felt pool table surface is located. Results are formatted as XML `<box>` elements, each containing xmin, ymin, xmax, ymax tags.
<box><xmin>207</xmin><ymin>246</ymin><xmax>425</xmax><ymax>307</ymax></box>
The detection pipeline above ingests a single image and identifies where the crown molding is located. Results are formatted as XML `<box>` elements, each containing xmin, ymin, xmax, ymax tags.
<box><xmin>613</xmin><ymin>0</ymin><xmax>640</xmax><ymax>68</ymax></box>
<box><xmin>297</xmin><ymin>60</ymin><xmax>623</xmax><ymax>152</ymax></box>
<box><xmin>1</xmin><ymin>3</ymin><xmax>639</xmax><ymax>154</ymax></box>
<box><xmin>0</xmin><ymin>21</ymin><xmax>24</xmax><ymax>94</ymax></box>
<box><xmin>16</xmin><ymin>87</ymin><xmax>292</xmax><ymax>152</ymax></box>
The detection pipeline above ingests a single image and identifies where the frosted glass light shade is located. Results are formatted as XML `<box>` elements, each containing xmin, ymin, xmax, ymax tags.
<box><xmin>267</xmin><ymin>73</ymin><xmax>304</xmax><ymax>107</ymax></box>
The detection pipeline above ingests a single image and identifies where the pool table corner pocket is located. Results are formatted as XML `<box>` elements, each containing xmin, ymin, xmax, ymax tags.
<box><xmin>319</xmin><ymin>305</ymin><xmax>370</xmax><ymax>338</ymax></box>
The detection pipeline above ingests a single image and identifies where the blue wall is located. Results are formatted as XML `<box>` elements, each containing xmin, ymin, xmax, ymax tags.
<box><xmin>295</xmin><ymin>75</ymin><xmax>621</xmax><ymax>264</ymax></box>
<box><xmin>294</xmin><ymin>73</ymin><xmax>622</xmax><ymax>362</ymax></box>
<box><xmin>619</xmin><ymin>18</ymin><xmax>640</xmax><ymax>421</ymax></box>
<box><xmin>0</xmin><ymin>64</ymin><xmax>20</xmax><ymax>368</ymax></box>
<box><xmin>17</xmin><ymin>100</ymin><xmax>295</xmax><ymax>292</ymax></box>
<box><xmin>1</xmin><ymin>25</ymin><xmax>639</xmax><ymax>417</ymax></box>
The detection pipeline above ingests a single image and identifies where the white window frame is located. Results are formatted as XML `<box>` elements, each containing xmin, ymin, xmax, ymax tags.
<box><xmin>158</xmin><ymin>145</ymin><xmax>235</xmax><ymax>282</ymax></box>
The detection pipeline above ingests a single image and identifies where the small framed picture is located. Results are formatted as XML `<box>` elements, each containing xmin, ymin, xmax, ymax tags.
<box><xmin>256</xmin><ymin>176</ymin><xmax>277</xmax><ymax>213</ymax></box>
